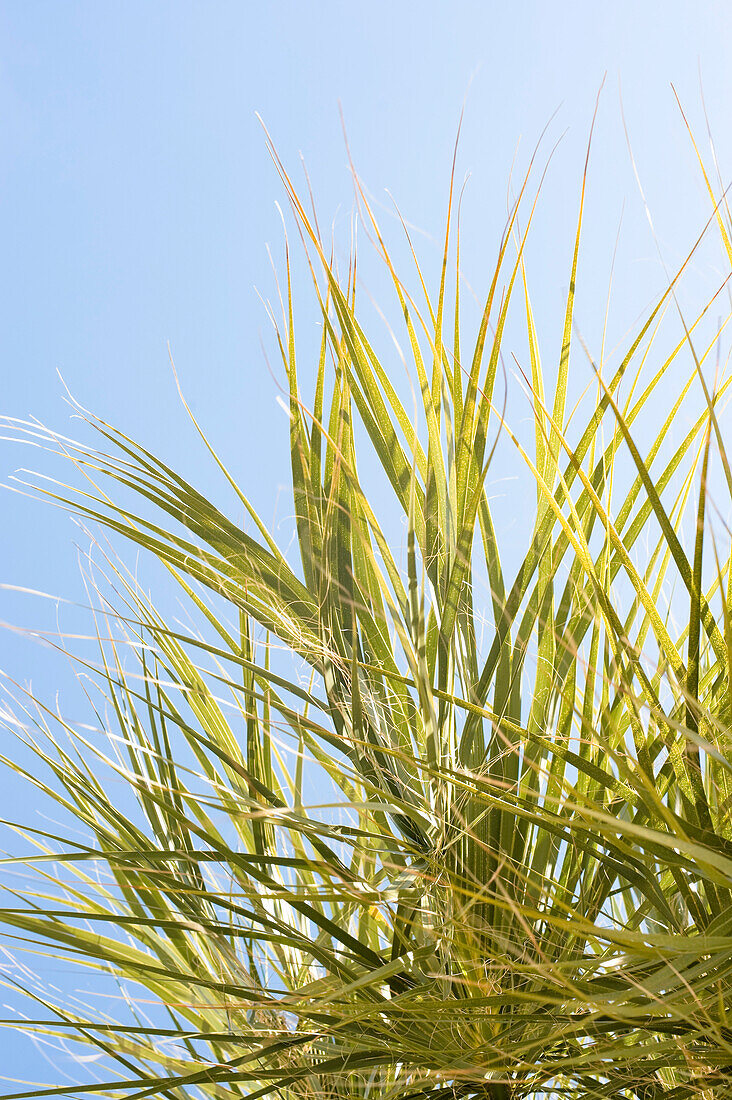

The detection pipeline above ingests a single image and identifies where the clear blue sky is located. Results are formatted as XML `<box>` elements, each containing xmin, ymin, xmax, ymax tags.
<box><xmin>1</xmin><ymin>0</ymin><xmax>732</xmax><ymax>1090</ymax></box>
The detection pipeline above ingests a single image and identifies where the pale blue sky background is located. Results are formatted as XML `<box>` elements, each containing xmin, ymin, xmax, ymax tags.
<box><xmin>2</xmin><ymin>0</ymin><xmax>732</xmax><ymax>1090</ymax></box>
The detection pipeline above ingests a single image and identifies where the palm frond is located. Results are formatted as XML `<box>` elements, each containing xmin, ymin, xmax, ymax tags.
<box><xmin>4</xmin><ymin>118</ymin><xmax>732</xmax><ymax>1100</ymax></box>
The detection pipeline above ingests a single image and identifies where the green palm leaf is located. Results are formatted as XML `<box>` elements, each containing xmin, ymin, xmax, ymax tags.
<box><xmin>4</xmin><ymin>121</ymin><xmax>732</xmax><ymax>1100</ymax></box>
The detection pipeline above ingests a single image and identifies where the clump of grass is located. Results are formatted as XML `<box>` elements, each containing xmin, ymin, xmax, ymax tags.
<box><xmin>2</xmin><ymin>106</ymin><xmax>732</xmax><ymax>1100</ymax></box>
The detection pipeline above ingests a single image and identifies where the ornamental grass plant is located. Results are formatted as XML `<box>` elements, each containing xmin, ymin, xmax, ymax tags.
<box><xmin>3</xmin><ymin>106</ymin><xmax>732</xmax><ymax>1099</ymax></box>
